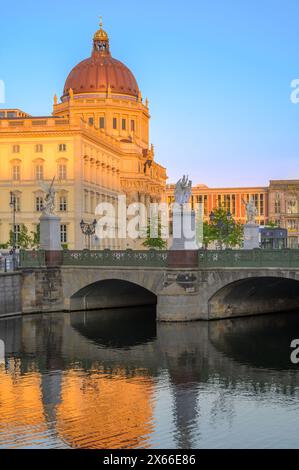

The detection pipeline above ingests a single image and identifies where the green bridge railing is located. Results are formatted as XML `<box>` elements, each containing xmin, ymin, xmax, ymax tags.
<box><xmin>62</xmin><ymin>249</ymin><xmax>169</xmax><ymax>267</ymax></box>
<box><xmin>19</xmin><ymin>249</ymin><xmax>299</xmax><ymax>269</ymax></box>
<box><xmin>19</xmin><ymin>250</ymin><xmax>46</xmax><ymax>268</ymax></box>
<box><xmin>198</xmin><ymin>249</ymin><xmax>299</xmax><ymax>268</ymax></box>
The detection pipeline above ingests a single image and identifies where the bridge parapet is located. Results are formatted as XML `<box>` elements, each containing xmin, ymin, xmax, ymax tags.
<box><xmin>198</xmin><ymin>249</ymin><xmax>299</xmax><ymax>268</ymax></box>
<box><xmin>62</xmin><ymin>249</ymin><xmax>169</xmax><ymax>267</ymax></box>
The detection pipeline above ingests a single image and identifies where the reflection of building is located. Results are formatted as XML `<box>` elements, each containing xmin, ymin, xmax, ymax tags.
<box><xmin>0</xmin><ymin>20</ymin><xmax>166</xmax><ymax>249</ymax></box>
<box><xmin>167</xmin><ymin>179</ymin><xmax>299</xmax><ymax>247</ymax></box>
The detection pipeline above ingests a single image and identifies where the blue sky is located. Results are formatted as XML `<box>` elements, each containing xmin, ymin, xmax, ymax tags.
<box><xmin>1</xmin><ymin>0</ymin><xmax>299</xmax><ymax>186</ymax></box>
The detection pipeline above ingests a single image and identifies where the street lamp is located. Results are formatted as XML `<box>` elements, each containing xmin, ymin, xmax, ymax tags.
<box><xmin>9</xmin><ymin>191</ymin><xmax>17</xmax><ymax>270</ymax></box>
<box><xmin>80</xmin><ymin>219</ymin><xmax>97</xmax><ymax>250</ymax></box>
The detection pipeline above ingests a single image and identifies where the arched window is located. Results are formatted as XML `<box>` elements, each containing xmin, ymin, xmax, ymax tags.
<box><xmin>12</xmin><ymin>144</ymin><xmax>20</xmax><ymax>154</ymax></box>
<box><xmin>58</xmin><ymin>191</ymin><xmax>68</xmax><ymax>212</ymax></box>
<box><xmin>33</xmin><ymin>158</ymin><xmax>45</xmax><ymax>180</ymax></box>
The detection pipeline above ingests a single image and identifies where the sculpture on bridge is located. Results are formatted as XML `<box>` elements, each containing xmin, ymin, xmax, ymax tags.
<box><xmin>242</xmin><ymin>196</ymin><xmax>258</xmax><ymax>224</ymax></box>
<box><xmin>174</xmin><ymin>175</ymin><xmax>192</xmax><ymax>205</ymax></box>
<box><xmin>39</xmin><ymin>177</ymin><xmax>56</xmax><ymax>215</ymax></box>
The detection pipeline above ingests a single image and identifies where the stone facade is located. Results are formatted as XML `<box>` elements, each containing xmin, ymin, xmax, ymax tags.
<box><xmin>0</xmin><ymin>273</ymin><xmax>22</xmax><ymax>316</ymax></box>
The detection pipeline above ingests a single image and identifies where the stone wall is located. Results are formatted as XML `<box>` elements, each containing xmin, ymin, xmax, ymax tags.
<box><xmin>0</xmin><ymin>273</ymin><xmax>22</xmax><ymax>317</ymax></box>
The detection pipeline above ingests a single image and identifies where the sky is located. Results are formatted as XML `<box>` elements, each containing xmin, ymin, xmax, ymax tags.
<box><xmin>1</xmin><ymin>0</ymin><xmax>299</xmax><ymax>187</ymax></box>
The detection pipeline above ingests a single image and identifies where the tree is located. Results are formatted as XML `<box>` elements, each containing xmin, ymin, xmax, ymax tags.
<box><xmin>31</xmin><ymin>224</ymin><xmax>40</xmax><ymax>249</ymax></box>
<box><xmin>203</xmin><ymin>207</ymin><xmax>244</xmax><ymax>249</ymax></box>
<box><xmin>9</xmin><ymin>224</ymin><xmax>33</xmax><ymax>249</ymax></box>
<box><xmin>266</xmin><ymin>220</ymin><xmax>279</xmax><ymax>228</ymax></box>
<box><xmin>142</xmin><ymin>217</ymin><xmax>167</xmax><ymax>250</ymax></box>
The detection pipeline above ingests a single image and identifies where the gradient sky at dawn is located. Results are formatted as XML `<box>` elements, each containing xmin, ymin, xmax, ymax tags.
<box><xmin>1</xmin><ymin>0</ymin><xmax>299</xmax><ymax>186</ymax></box>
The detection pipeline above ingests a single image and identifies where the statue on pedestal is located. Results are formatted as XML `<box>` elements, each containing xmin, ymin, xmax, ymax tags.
<box><xmin>39</xmin><ymin>177</ymin><xmax>56</xmax><ymax>216</ymax></box>
<box><xmin>242</xmin><ymin>196</ymin><xmax>258</xmax><ymax>224</ymax></box>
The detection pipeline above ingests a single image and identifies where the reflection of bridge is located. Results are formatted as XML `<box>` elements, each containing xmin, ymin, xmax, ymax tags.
<box><xmin>20</xmin><ymin>248</ymin><xmax>299</xmax><ymax>321</ymax></box>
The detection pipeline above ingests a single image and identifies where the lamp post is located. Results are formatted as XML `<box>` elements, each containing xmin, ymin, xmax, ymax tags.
<box><xmin>9</xmin><ymin>192</ymin><xmax>17</xmax><ymax>270</ymax></box>
<box><xmin>80</xmin><ymin>219</ymin><xmax>97</xmax><ymax>250</ymax></box>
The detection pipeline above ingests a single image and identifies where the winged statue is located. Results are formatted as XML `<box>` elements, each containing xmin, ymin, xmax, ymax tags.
<box><xmin>174</xmin><ymin>175</ymin><xmax>192</xmax><ymax>205</ymax></box>
<box><xmin>39</xmin><ymin>177</ymin><xmax>56</xmax><ymax>215</ymax></box>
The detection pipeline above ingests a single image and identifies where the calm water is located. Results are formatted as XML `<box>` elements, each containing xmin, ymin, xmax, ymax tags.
<box><xmin>1</xmin><ymin>308</ymin><xmax>299</xmax><ymax>449</ymax></box>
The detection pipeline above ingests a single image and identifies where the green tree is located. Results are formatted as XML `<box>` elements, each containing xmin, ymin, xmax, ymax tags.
<box><xmin>30</xmin><ymin>224</ymin><xmax>40</xmax><ymax>249</ymax></box>
<box><xmin>266</xmin><ymin>220</ymin><xmax>279</xmax><ymax>228</ymax></box>
<box><xmin>142</xmin><ymin>217</ymin><xmax>167</xmax><ymax>250</ymax></box>
<box><xmin>203</xmin><ymin>207</ymin><xmax>244</xmax><ymax>249</ymax></box>
<box><xmin>9</xmin><ymin>224</ymin><xmax>33</xmax><ymax>249</ymax></box>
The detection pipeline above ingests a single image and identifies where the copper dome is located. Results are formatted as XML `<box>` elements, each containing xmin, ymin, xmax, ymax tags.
<box><xmin>63</xmin><ymin>22</ymin><xmax>139</xmax><ymax>98</ymax></box>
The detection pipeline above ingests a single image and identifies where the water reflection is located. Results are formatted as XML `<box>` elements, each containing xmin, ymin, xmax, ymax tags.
<box><xmin>1</xmin><ymin>309</ymin><xmax>299</xmax><ymax>448</ymax></box>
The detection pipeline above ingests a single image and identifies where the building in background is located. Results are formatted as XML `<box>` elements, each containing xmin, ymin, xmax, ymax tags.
<box><xmin>0</xmin><ymin>20</ymin><xmax>167</xmax><ymax>250</ymax></box>
<box><xmin>167</xmin><ymin>180</ymin><xmax>299</xmax><ymax>248</ymax></box>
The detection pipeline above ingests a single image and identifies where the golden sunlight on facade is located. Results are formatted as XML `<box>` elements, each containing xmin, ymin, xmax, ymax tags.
<box><xmin>0</xmin><ymin>20</ymin><xmax>167</xmax><ymax>249</ymax></box>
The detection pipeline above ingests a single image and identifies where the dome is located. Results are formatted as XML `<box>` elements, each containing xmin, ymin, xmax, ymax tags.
<box><xmin>63</xmin><ymin>20</ymin><xmax>139</xmax><ymax>98</ymax></box>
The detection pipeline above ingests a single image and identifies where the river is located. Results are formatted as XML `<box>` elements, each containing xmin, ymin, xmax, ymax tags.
<box><xmin>0</xmin><ymin>308</ymin><xmax>299</xmax><ymax>449</ymax></box>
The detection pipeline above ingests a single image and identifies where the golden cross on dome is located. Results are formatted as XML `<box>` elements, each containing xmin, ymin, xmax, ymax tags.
<box><xmin>99</xmin><ymin>16</ymin><xmax>103</xmax><ymax>29</ymax></box>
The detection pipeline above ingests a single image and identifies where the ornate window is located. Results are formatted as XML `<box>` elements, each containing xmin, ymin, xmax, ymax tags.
<box><xmin>122</xmin><ymin>118</ymin><xmax>126</xmax><ymax>130</ymax></box>
<box><xmin>287</xmin><ymin>199</ymin><xmax>298</xmax><ymax>214</ymax></box>
<box><xmin>113</xmin><ymin>117</ymin><xmax>117</xmax><ymax>129</ymax></box>
<box><xmin>12</xmin><ymin>145</ymin><xmax>20</xmax><ymax>153</ymax></box>
<box><xmin>99</xmin><ymin>117</ymin><xmax>105</xmax><ymax>129</ymax></box>
<box><xmin>131</xmin><ymin>120</ymin><xmax>135</xmax><ymax>132</ymax></box>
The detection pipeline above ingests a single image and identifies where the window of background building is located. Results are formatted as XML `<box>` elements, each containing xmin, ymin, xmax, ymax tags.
<box><xmin>88</xmin><ymin>117</ymin><xmax>94</xmax><ymax>126</ymax></box>
<box><xmin>35</xmin><ymin>164</ymin><xmax>44</xmax><ymax>180</ymax></box>
<box><xmin>288</xmin><ymin>237</ymin><xmax>298</xmax><ymax>249</ymax></box>
<box><xmin>287</xmin><ymin>199</ymin><xmax>298</xmax><ymax>214</ymax></box>
<box><xmin>287</xmin><ymin>219</ymin><xmax>297</xmax><ymax>231</ymax></box>
<box><xmin>58</xmin><ymin>163</ymin><xmax>67</xmax><ymax>180</ymax></box>
<box><xmin>14</xmin><ymin>196</ymin><xmax>21</xmax><ymax>212</ymax></box>
<box><xmin>35</xmin><ymin>196</ymin><xmax>43</xmax><ymax>212</ymax></box>
<box><xmin>12</xmin><ymin>145</ymin><xmax>20</xmax><ymax>153</ymax></box>
<box><xmin>99</xmin><ymin>117</ymin><xmax>105</xmax><ymax>129</ymax></box>
<box><xmin>60</xmin><ymin>224</ymin><xmax>68</xmax><ymax>243</ymax></box>
<box><xmin>35</xmin><ymin>144</ymin><xmax>43</xmax><ymax>153</ymax></box>
<box><xmin>122</xmin><ymin>118</ymin><xmax>126</xmax><ymax>130</ymax></box>
<box><xmin>0</xmin><ymin>112</ymin><xmax>5</xmax><ymax>118</ymax></box>
<box><xmin>14</xmin><ymin>224</ymin><xmax>21</xmax><ymax>246</ymax></box>
<box><xmin>59</xmin><ymin>196</ymin><xmax>67</xmax><ymax>212</ymax></box>
<box><xmin>232</xmin><ymin>195</ymin><xmax>236</xmax><ymax>215</ymax></box>
<box><xmin>275</xmin><ymin>196</ymin><xmax>281</xmax><ymax>214</ymax></box>
<box><xmin>113</xmin><ymin>118</ymin><xmax>117</xmax><ymax>129</ymax></box>
<box><xmin>12</xmin><ymin>165</ymin><xmax>20</xmax><ymax>181</ymax></box>
<box><xmin>131</xmin><ymin>120</ymin><xmax>135</xmax><ymax>132</ymax></box>
<box><xmin>59</xmin><ymin>144</ymin><xmax>67</xmax><ymax>152</ymax></box>
<box><xmin>8</xmin><ymin>112</ymin><xmax>16</xmax><ymax>118</ymax></box>
<box><xmin>260</xmin><ymin>194</ymin><xmax>264</xmax><ymax>216</ymax></box>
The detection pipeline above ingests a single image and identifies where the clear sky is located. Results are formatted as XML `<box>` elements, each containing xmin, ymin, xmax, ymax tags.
<box><xmin>1</xmin><ymin>0</ymin><xmax>299</xmax><ymax>186</ymax></box>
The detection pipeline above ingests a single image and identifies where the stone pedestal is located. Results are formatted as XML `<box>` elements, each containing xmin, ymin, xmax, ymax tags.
<box><xmin>40</xmin><ymin>214</ymin><xmax>62</xmax><ymax>251</ymax></box>
<box><xmin>171</xmin><ymin>208</ymin><xmax>198</xmax><ymax>250</ymax></box>
<box><xmin>243</xmin><ymin>223</ymin><xmax>260</xmax><ymax>249</ymax></box>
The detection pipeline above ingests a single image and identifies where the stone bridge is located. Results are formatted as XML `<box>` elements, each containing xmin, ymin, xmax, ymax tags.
<box><xmin>18</xmin><ymin>248</ymin><xmax>299</xmax><ymax>321</ymax></box>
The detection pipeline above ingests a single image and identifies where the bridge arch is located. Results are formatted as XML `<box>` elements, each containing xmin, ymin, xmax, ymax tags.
<box><xmin>208</xmin><ymin>275</ymin><xmax>299</xmax><ymax>319</ymax></box>
<box><xmin>69</xmin><ymin>278</ymin><xmax>157</xmax><ymax>311</ymax></box>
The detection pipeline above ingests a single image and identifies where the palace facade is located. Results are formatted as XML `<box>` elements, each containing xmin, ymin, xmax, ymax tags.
<box><xmin>167</xmin><ymin>180</ymin><xmax>299</xmax><ymax>248</ymax></box>
<box><xmin>0</xmin><ymin>21</ymin><xmax>167</xmax><ymax>249</ymax></box>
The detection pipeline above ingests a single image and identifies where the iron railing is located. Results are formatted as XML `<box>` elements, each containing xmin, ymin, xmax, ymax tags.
<box><xmin>62</xmin><ymin>249</ymin><xmax>169</xmax><ymax>267</ymax></box>
<box><xmin>198</xmin><ymin>249</ymin><xmax>299</xmax><ymax>268</ymax></box>
<box><xmin>19</xmin><ymin>250</ymin><xmax>46</xmax><ymax>268</ymax></box>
